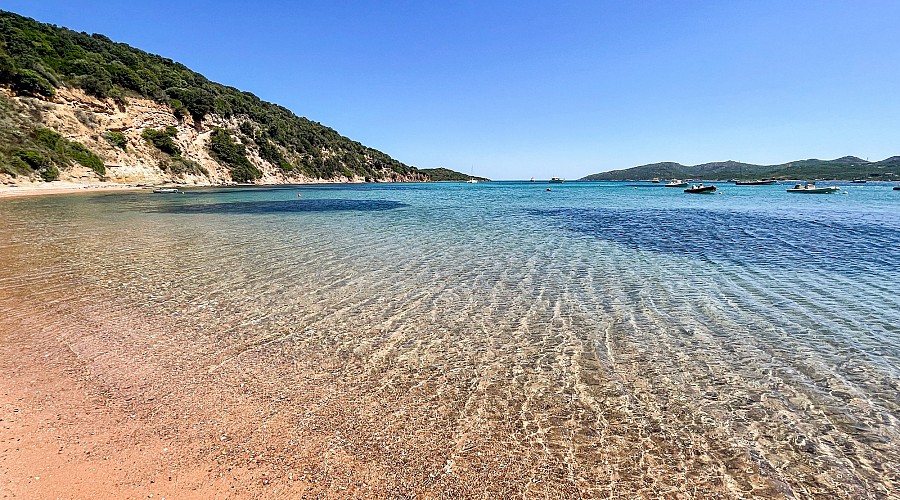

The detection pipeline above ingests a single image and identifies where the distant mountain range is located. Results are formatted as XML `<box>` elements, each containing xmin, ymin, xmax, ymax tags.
<box><xmin>581</xmin><ymin>156</ymin><xmax>900</xmax><ymax>181</ymax></box>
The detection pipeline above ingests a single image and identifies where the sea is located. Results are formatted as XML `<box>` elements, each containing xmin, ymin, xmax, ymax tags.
<box><xmin>1</xmin><ymin>180</ymin><xmax>898</xmax><ymax>497</ymax></box>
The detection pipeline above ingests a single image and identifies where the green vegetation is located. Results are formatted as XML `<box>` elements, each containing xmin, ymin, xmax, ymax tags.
<box><xmin>10</xmin><ymin>68</ymin><xmax>55</xmax><ymax>97</ymax></box>
<box><xmin>141</xmin><ymin>126</ymin><xmax>180</xmax><ymax>156</ymax></box>
<box><xmin>0</xmin><ymin>100</ymin><xmax>106</xmax><ymax>179</ymax></box>
<box><xmin>12</xmin><ymin>149</ymin><xmax>54</xmax><ymax>179</ymax></box>
<box><xmin>142</xmin><ymin>125</ymin><xmax>208</xmax><ymax>177</ymax></box>
<box><xmin>418</xmin><ymin>167</ymin><xmax>489</xmax><ymax>182</ymax></box>
<box><xmin>103</xmin><ymin>130</ymin><xmax>126</xmax><ymax>150</ymax></box>
<box><xmin>208</xmin><ymin>128</ymin><xmax>260</xmax><ymax>182</ymax></box>
<box><xmin>158</xmin><ymin>156</ymin><xmax>208</xmax><ymax>177</ymax></box>
<box><xmin>0</xmin><ymin>88</ymin><xmax>107</xmax><ymax>179</ymax></box>
<box><xmin>0</xmin><ymin>10</ymin><xmax>420</xmax><ymax>181</ymax></box>
<box><xmin>581</xmin><ymin>157</ymin><xmax>900</xmax><ymax>182</ymax></box>
<box><xmin>254</xmin><ymin>135</ymin><xmax>292</xmax><ymax>171</ymax></box>
<box><xmin>65</xmin><ymin>139</ymin><xmax>105</xmax><ymax>174</ymax></box>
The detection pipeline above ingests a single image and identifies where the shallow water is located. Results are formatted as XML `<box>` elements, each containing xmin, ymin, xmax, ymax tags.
<box><xmin>1</xmin><ymin>181</ymin><xmax>898</xmax><ymax>496</ymax></box>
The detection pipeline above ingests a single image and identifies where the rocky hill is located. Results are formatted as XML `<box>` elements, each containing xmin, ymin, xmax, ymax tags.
<box><xmin>581</xmin><ymin>157</ymin><xmax>900</xmax><ymax>181</ymax></box>
<box><xmin>0</xmin><ymin>11</ymin><xmax>464</xmax><ymax>186</ymax></box>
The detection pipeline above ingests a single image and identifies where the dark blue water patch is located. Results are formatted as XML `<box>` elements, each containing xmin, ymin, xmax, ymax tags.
<box><xmin>180</xmin><ymin>183</ymin><xmax>432</xmax><ymax>196</ymax></box>
<box><xmin>149</xmin><ymin>198</ymin><xmax>408</xmax><ymax>214</ymax></box>
<box><xmin>534</xmin><ymin>207</ymin><xmax>900</xmax><ymax>274</ymax></box>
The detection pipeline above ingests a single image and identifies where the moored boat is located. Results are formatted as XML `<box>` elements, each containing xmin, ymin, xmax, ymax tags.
<box><xmin>549</xmin><ymin>177</ymin><xmax>564</xmax><ymax>183</ymax></box>
<box><xmin>664</xmin><ymin>179</ymin><xmax>689</xmax><ymax>187</ymax></box>
<box><xmin>893</xmin><ymin>186</ymin><xmax>900</xmax><ymax>190</ymax></box>
<box><xmin>684</xmin><ymin>184</ymin><xmax>716</xmax><ymax>194</ymax></box>
<box><xmin>152</xmin><ymin>187</ymin><xmax>180</xmax><ymax>193</ymax></box>
<box><xmin>786</xmin><ymin>182</ymin><xmax>839</xmax><ymax>194</ymax></box>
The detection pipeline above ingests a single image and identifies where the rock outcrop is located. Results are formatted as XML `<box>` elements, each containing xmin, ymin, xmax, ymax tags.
<box><xmin>1</xmin><ymin>86</ymin><xmax>427</xmax><ymax>186</ymax></box>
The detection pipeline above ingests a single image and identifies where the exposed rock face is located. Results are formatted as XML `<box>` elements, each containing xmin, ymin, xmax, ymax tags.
<box><xmin>1</xmin><ymin>87</ymin><xmax>427</xmax><ymax>186</ymax></box>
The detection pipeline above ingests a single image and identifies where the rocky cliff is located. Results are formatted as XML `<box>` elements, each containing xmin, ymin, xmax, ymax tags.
<box><xmin>0</xmin><ymin>86</ymin><xmax>427</xmax><ymax>186</ymax></box>
<box><xmin>0</xmin><ymin>10</ymin><xmax>435</xmax><ymax>187</ymax></box>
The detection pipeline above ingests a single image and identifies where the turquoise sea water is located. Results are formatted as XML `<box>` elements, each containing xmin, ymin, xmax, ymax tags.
<box><xmin>1</xmin><ymin>180</ymin><xmax>898</xmax><ymax>496</ymax></box>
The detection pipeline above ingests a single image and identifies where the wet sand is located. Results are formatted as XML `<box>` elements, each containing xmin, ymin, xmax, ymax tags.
<box><xmin>0</xmin><ymin>284</ymin><xmax>800</xmax><ymax>499</ymax></box>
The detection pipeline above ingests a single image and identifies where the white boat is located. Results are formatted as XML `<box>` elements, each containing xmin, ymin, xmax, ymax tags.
<box><xmin>786</xmin><ymin>182</ymin><xmax>839</xmax><ymax>194</ymax></box>
<box><xmin>549</xmin><ymin>177</ymin><xmax>564</xmax><ymax>183</ymax></box>
<box><xmin>466</xmin><ymin>165</ymin><xmax>478</xmax><ymax>183</ymax></box>
<box><xmin>152</xmin><ymin>187</ymin><xmax>180</xmax><ymax>193</ymax></box>
<box><xmin>664</xmin><ymin>179</ymin><xmax>688</xmax><ymax>187</ymax></box>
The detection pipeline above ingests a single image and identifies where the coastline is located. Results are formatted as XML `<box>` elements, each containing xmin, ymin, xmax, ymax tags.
<box><xmin>0</xmin><ymin>181</ymin><xmax>149</xmax><ymax>199</ymax></box>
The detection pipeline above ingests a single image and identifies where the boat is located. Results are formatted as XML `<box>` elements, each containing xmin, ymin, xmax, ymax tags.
<box><xmin>549</xmin><ymin>177</ymin><xmax>564</xmax><ymax>183</ymax></box>
<box><xmin>684</xmin><ymin>184</ymin><xmax>716</xmax><ymax>194</ymax></box>
<box><xmin>893</xmin><ymin>186</ymin><xmax>900</xmax><ymax>191</ymax></box>
<box><xmin>651</xmin><ymin>177</ymin><xmax>661</xmax><ymax>183</ymax></box>
<box><xmin>466</xmin><ymin>165</ymin><xmax>478</xmax><ymax>183</ymax></box>
<box><xmin>851</xmin><ymin>179</ymin><xmax>867</xmax><ymax>183</ymax></box>
<box><xmin>530</xmin><ymin>177</ymin><xmax>535</xmax><ymax>182</ymax></box>
<box><xmin>786</xmin><ymin>182</ymin><xmax>839</xmax><ymax>194</ymax></box>
<box><xmin>152</xmin><ymin>187</ymin><xmax>179</xmax><ymax>193</ymax></box>
<box><xmin>735</xmin><ymin>179</ymin><xmax>777</xmax><ymax>185</ymax></box>
<box><xmin>664</xmin><ymin>179</ymin><xmax>688</xmax><ymax>187</ymax></box>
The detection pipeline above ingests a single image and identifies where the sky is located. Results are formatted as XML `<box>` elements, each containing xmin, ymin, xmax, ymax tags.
<box><xmin>4</xmin><ymin>1</ymin><xmax>900</xmax><ymax>180</ymax></box>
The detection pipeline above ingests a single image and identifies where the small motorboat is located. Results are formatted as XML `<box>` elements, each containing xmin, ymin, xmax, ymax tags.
<box><xmin>684</xmin><ymin>184</ymin><xmax>717</xmax><ymax>194</ymax></box>
<box><xmin>549</xmin><ymin>177</ymin><xmax>564</xmax><ymax>183</ymax></box>
<box><xmin>664</xmin><ymin>179</ymin><xmax>689</xmax><ymax>187</ymax></box>
<box><xmin>893</xmin><ymin>186</ymin><xmax>900</xmax><ymax>191</ymax></box>
<box><xmin>152</xmin><ymin>187</ymin><xmax>180</xmax><ymax>193</ymax></box>
<box><xmin>786</xmin><ymin>183</ymin><xmax>839</xmax><ymax>194</ymax></box>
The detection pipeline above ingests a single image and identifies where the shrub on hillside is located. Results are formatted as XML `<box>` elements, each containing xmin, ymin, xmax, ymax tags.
<box><xmin>256</xmin><ymin>136</ymin><xmax>292</xmax><ymax>171</ymax></box>
<box><xmin>66</xmin><ymin>141</ymin><xmax>105</xmax><ymax>175</ymax></box>
<box><xmin>31</xmin><ymin>128</ymin><xmax>105</xmax><ymax>175</ymax></box>
<box><xmin>208</xmin><ymin>128</ymin><xmax>260</xmax><ymax>182</ymax></box>
<box><xmin>12</xmin><ymin>149</ymin><xmax>57</xmax><ymax>180</ymax></box>
<box><xmin>10</xmin><ymin>69</ymin><xmax>55</xmax><ymax>97</ymax></box>
<box><xmin>142</xmin><ymin>127</ymin><xmax>180</xmax><ymax>156</ymax></box>
<box><xmin>104</xmin><ymin>130</ymin><xmax>127</xmax><ymax>150</ymax></box>
<box><xmin>158</xmin><ymin>157</ymin><xmax>208</xmax><ymax>177</ymax></box>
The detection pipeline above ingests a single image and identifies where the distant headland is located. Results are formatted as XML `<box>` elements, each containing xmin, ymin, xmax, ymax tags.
<box><xmin>581</xmin><ymin>156</ymin><xmax>900</xmax><ymax>181</ymax></box>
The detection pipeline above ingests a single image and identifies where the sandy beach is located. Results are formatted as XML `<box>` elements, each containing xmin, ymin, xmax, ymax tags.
<box><xmin>0</xmin><ymin>288</ymin><xmax>567</xmax><ymax>499</ymax></box>
<box><xmin>0</xmin><ymin>181</ymin><xmax>151</xmax><ymax>199</ymax></box>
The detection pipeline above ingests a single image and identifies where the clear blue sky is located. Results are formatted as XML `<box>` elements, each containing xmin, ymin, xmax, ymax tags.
<box><xmin>5</xmin><ymin>1</ymin><xmax>900</xmax><ymax>179</ymax></box>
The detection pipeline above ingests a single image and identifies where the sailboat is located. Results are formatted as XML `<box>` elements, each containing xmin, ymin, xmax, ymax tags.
<box><xmin>466</xmin><ymin>165</ymin><xmax>478</xmax><ymax>183</ymax></box>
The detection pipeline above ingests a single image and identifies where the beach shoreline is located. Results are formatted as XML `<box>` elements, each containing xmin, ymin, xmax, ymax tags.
<box><xmin>0</xmin><ymin>181</ymin><xmax>152</xmax><ymax>199</ymax></box>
